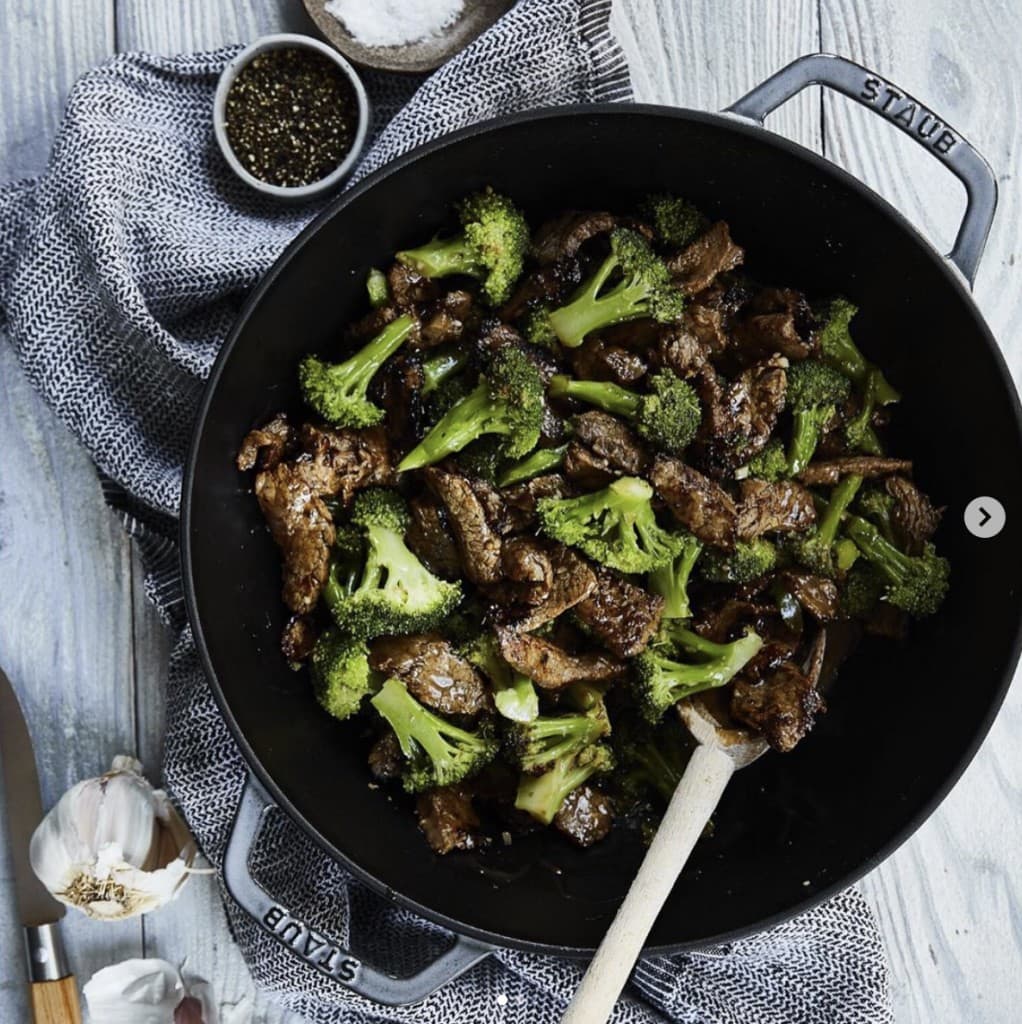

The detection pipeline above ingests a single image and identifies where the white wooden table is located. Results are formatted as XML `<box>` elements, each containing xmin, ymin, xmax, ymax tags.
<box><xmin>1</xmin><ymin>1</ymin><xmax>1019</xmax><ymax>1021</ymax></box>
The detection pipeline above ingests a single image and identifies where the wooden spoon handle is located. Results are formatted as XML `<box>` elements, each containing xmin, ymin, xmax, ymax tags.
<box><xmin>29</xmin><ymin>976</ymin><xmax>82</xmax><ymax>1024</ymax></box>
<box><xmin>560</xmin><ymin>744</ymin><xmax>736</xmax><ymax>1024</ymax></box>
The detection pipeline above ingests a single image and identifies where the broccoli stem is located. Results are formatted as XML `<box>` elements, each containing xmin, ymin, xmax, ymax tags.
<box><xmin>421</xmin><ymin>346</ymin><xmax>469</xmax><ymax>395</ymax></box>
<box><xmin>787</xmin><ymin>405</ymin><xmax>834</xmax><ymax>476</ymax></box>
<box><xmin>548</xmin><ymin>374</ymin><xmax>640</xmax><ymax>418</ymax></box>
<box><xmin>842</xmin><ymin>515</ymin><xmax>918</xmax><ymax>584</ymax></box>
<box><xmin>648</xmin><ymin>540</ymin><xmax>702</xmax><ymax>619</ymax></box>
<box><xmin>398</xmin><ymin>234</ymin><xmax>480</xmax><ymax>280</ymax></box>
<box><xmin>493</xmin><ymin>672</ymin><xmax>539</xmax><ymax>723</ymax></box>
<box><xmin>546</xmin><ymin>254</ymin><xmax>645</xmax><ymax>348</ymax></box>
<box><xmin>366</xmin><ymin>268</ymin><xmax>389</xmax><ymax>308</ymax></box>
<box><xmin>815</xmin><ymin>474</ymin><xmax>864</xmax><ymax>550</ymax></box>
<box><xmin>515</xmin><ymin>752</ymin><xmax>607</xmax><ymax>825</ymax></box>
<box><xmin>497</xmin><ymin>445</ymin><xmax>567</xmax><ymax>487</ymax></box>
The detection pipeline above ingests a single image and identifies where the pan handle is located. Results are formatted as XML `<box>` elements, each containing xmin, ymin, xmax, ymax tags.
<box><xmin>725</xmin><ymin>53</ymin><xmax>997</xmax><ymax>286</ymax></box>
<box><xmin>221</xmin><ymin>774</ymin><xmax>493</xmax><ymax>1006</ymax></box>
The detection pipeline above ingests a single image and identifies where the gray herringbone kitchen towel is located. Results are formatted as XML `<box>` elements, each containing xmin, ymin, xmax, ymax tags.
<box><xmin>0</xmin><ymin>1</ymin><xmax>893</xmax><ymax>1021</ymax></box>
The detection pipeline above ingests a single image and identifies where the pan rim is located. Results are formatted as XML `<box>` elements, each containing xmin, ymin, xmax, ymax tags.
<box><xmin>181</xmin><ymin>101</ymin><xmax>1022</xmax><ymax>957</ymax></box>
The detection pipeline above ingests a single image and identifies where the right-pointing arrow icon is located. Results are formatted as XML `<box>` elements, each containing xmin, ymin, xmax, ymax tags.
<box><xmin>965</xmin><ymin>497</ymin><xmax>1005</xmax><ymax>539</ymax></box>
<box><xmin>979</xmin><ymin>507</ymin><xmax>992</xmax><ymax>528</ymax></box>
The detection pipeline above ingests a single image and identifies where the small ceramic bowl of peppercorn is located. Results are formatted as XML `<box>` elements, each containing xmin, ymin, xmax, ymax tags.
<box><xmin>214</xmin><ymin>33</ymin><xmax>369</xmax><ymax>200</ymax></box>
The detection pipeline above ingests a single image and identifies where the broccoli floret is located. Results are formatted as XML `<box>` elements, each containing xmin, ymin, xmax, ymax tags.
<box><xmin>514</xmin><ymin>744</ymin><xmax>615</xmax><ymax>825</ymax></box>
<box><xmin>549</xmin><ymin>369</ymin><xmax>700</xmax><ymax>455</ymax></box>
<box><xmin>455</xmin><ymin>435</ymin><xmax>506</xmax><ymax>484</ymax></box>
<box><xmin>323</xmin><ymin>489</ymin><xmax>462</xmax><ymax>639</ymax></box>
<box><xmin>743</xmin><ymin>438</ymin><xmax>789</xmax><ymax>482</ymax></box>
<box><xmin>790</xmin><ymin>474</ymin><xmax>863</xmax><ymax>577</ymax></box>
<box><xmin>421</xmin><ymin>344</ymin><xmax>470</xmax><ymax>396</ymax></box>
<box><xmin>785</xmin><ymin>359</ymin><xmax>851</xmax><ymax>475</ymax></box>
<box><xmin>537</xmin><ymin>475</ymin><xmax>688</xmax><ymax>574</ymax></box>
<box><xmin>398</xmin><ymin>346</ymin><xmax>544</xmax><ymax>471</ymax></box>
<box><xmin>699</xmin><ymin>538</ymin><xmax>778</xmax><ymax>584</ymax></box>
<box><xmin>497</xmin><ymin>444</ymin><xmax>567</xmax><ymax>487</ymax></box>
<box><xmin>843</xmin><ymin>369</ymin><xmax>884</xmax><ymax>455</ymax></box>
<box><xmin>366</xmin><ymin>267</ymin><xmax>389</xmax><ymax>308</ymax></box>
<box><xmin>395</xmin><ymin>188</ymin><xmax>529</xmax><ymax>305</ymax></box>
<box><xmin>461</xmin><ymin>633</ymin><xmax>539</xmax><ymax>723</ymax></box>
<box><xmin>299</xmin><ymin>314</ymin><xmax>417</xmax><ymax>428</ymax></box>
<box><xmin>856</xmin><ymin>486</ymin><xmax>896</xmax><ymax>541</ymax></box>
<box><xmin>522</xmin><ymin>305</ymin><xmax>560</xmax><ymax>350</ymax></box>
<box><xmin>370</xmin><ymin>677</ymin><xmax>498</xmax><ymax>793</ymax></box>
<box><xmin>504</xmin><ymin>696</ymin><xmax>610</xmax><ymax>775</ymax></box>
<box><xmin>841</xmin><ymin>512</ymin><xmax>949</xmax><ymax>618</ymax></box>
<box><xmin>840</xmin><ymin>562</ymin><xmax>886</xmax><ymax>619</ymax></box>
<box><xmin>308</xmin><ymin>627</ymin><xmax>379</xmax><ymax>721</ymax></box>
<box><xmin>647</xmin><ymin>534</ymin><xmax>702</xmax><ymax>619</ymax></box>
<box><xmin>634</xmin><ymin>624</ymin><xmax>763</xmax><ymax>723</ymax></box>
<box><xmin>816</xmin><ymin>298</ymin><xmax>899</xmax><ymax>405</ymax></box>
<box><xmin>545</xmin><ymin>228</ymin><xmax>684</xmax><ymax>348</ymax></box>
<box><xmin>640</xmin><ymin>194</ymin><xmax>705</xmax><ymax>249</ymax></box>
<box><xmin>614</xmin><ymin>715</ymin><xmax>690</xmax><ymax>803</ymax></box>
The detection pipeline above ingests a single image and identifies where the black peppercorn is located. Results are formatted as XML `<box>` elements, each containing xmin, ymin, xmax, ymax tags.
<box><xmin>225</xmin><ymin>47</ymin><xmax>358</xmax><ymax>188</ymax></box>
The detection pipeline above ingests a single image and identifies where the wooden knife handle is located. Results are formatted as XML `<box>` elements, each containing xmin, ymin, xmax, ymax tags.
<box><xmin>30</xmin><ymin>976</ymin><xmax>82</xmax><ymax>1024</ymax></box>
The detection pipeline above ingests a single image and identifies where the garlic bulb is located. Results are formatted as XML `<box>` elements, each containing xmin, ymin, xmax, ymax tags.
<box><xmin>30</xmin><ymin>755</ymin><xmax>196</xmax><ymax>919</ymax></box>
<box><xmin>83</xmin><ymin>959</ymin><xmax>221</xmax><ymax>1024</ymax></box>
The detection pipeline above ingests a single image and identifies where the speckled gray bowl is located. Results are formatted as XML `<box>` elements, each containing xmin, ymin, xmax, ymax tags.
<box><xmin>302</xmin><ymin>0</ymin><xmax>515</xmax><ymax>73</ymax></box>
<box><xmin>213</xmin><ymin>33</ymin><xmax>370</xmax><ymax>201</ymax></box>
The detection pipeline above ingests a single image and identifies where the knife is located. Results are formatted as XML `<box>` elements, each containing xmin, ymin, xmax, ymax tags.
<box><xmin>0</xmin><ymin>668</ymin><xmax>82</xmax><ymax>1023</ymax></box>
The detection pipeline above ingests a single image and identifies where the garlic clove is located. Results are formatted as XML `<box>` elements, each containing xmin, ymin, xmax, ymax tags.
<box><xmin>83</xmin><ymin>959</ymin><xmax>185</xmax><ymax>1024</ymax></box>
<box><xmin>30</xmin><ymin>756</ymin><xmax>197</xmax><ymax>920</ymax></box>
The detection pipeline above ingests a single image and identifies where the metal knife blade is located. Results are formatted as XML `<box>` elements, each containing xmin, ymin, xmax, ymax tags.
<box><xmin>0</xmin><ymin>667</ymin><xmax>65</xmax><ymax>928</ymax></box>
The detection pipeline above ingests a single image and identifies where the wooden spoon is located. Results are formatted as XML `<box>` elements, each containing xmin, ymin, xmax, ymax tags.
<box><xmin>560</xmin><ymin>632</ymin><xmax>827</xmax><ymax>1024</ymax></box>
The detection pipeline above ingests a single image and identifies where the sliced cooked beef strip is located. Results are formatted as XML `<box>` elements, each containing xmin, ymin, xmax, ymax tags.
<box><xmin>667</xmin><ymin>221</ymin><xmax>745</xmax><ymax>295</ymax></box>
<box><xmin>368</xmin><ymin>731</ymin><xmax>403</xmax><ymax>780</ymax></box>
<box><xmin>500</xmin><ymin>473</ymin><xmax>571</xmax><ymax>532</ymax></box>
<box><xmin>573</xmin><ymin>567</ymin><xmax>663</xmax><ymax>658</ymax></box>
<box><xmin>416</xmin><ymin>786</ymin><xmax>484</xmax><ymax>855</ymax></box>
<box><xmin>553</xmin><ymin>785</ymin><xmax>614</xmax><ymax>847</ymax></box>
<box><xmin>420</xmin><ymin>289</ymin><xmax>478</xmax><ymax>348</ymax></box>
<box><xmin>369</xmin><ymin>633</ymin><xmax>490</xmax><ymax>716</ymax></box>
<box><xmin>655</xmin><ymin>323</ymin><xmax>709</xmax><ymax>379</ymax></box>
<box><xmin>387</xmin><ymin>262</ymin><xmax>441</xmax><ymax>308</ymax></box>
<box><xmin>731</xmin><ymin>287</ymin><xmax>817</xmax><ymax>362</ymax></box>
<box><xmin>406</xmin><ymin>494</ymin><xmax>462</xmax><ymax>580</ymax></box>
<box><xmin>280</xmin><ymin>614</ymin><xmax>318</xmax><ymax>663</ymax></box>
<box><xmin>510</xmin><ymin>546</ymin><xmax>597</xmax><ymax>631</ymax></box>
<box><xmin>531</xmin><ymin>210</ymin><xmax>617</xmax><ymax>265</ymax></box>
<box><xmin>237</xmin><ymin>413</ymin><xmax>294</xmax><ymax>471</ymax></box>
<box><xmin>650</xmin><ymin>455</ymin><xmax>738</xmax><ymax>548</ymax></box>
<box><xmin>568</xmin><ymin>337</ymin><xmax>648</xmax><ymax>385</ymax></box>
<box><xmin>798</xmin><ymin>456</ymin><xmax>913</xmax><ymax>486</ymax></box>
<box><xmin>497</xmin><ymin>537</ymin><xmax>555</xmax><ymax>608</ymax></box>
<box><xmin>777</xmin><ymin>571</ymin><xmax>840</xmax><ymax>621</ymax></box>
<box><xmin>730</xmin><ymin>659</ymin><xmax>824</xmax><ymax>753</ymax></box>
<box><xmin>499</xmin><ymin>259</ymin><xmax>582</xmax><ymax>321</ymax></box>
<box><xmin>374</xmin><ymin>351</ymin><xmax>424</xmax><ymax>450</ymax></box>
<box><xmin>564</xmin><ymin>442</ymin><xmax>618</xmax><ymax>490</ymax></box>
<box><xmin>886</xmin><ymin>475</ymin><xmax>942</xmax><ymax>554</ymax></box>
<box><xmin>736</xmin><ymin>478</ymin><xmax>816</xmax><ymax>539</ymax></box>
<box><xmin>425</xmin><ymin>467</ymin><xmax>504</xmax><ymax>585</ymax></box>
<box><xmin>476</xmin><ymin>318</ymin><xmax>527</xmax><ymax>357</ymax></box>
<box><xmin>345</xmin><ymin>303</ymin><xmax>404</xmax><ymax>344</ymax></box>
<box><xmin>694</xmin><ymin>600</ymin><xmax>800</xmax><ymax>668</ymax></box>
<box><xmin>495</xmin><ymin>626</ymin><xmax>626</xmax><ymax>690</ymax></box>
<box><xmin>574</xmin><ymin>411</ymin><xmax>650</xmax><ymax>476</ymax></box>
<box><xmin>297</xmin><ymin>423</ymin><xmax>396</xmax><ymax>503</ymax></box>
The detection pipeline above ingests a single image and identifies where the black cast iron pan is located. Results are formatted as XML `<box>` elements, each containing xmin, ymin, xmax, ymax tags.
<box><xmin>182</xmin><ymin>54</ymin><xmax>1022</xmax><ymax>1004</ymax></box>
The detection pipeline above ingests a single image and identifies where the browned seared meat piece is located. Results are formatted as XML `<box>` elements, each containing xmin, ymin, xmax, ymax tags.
<box><xmin>237</xmin><ymin>413</ymin><xmax>294</xmax><ymax>471</ymax></box>
<box><xmin>667</xmin><ymin>222</ymin><xmax>745</xmax><ymax>295</ymax></box>
<box><xmin>694</xmin><ymin>356</ymin><xmax>787</xmax><ymax>472</ymax></box>
<box><xmin>281</xmin><ymin>614</ymin><xmax>318</xmax><ymax>662</ymax></box>
<box><xmin>650</xmin><ymin>455</ymin><xmax>737</xmax><ymax>548</ymax></box>
<box><xmin>495</xmin><ymin>626</ymin><xmax>625</xmax><ymax>691</ymax></box>
<box><xmin>732</xmin><ymin>287</ymin><xmax>816</xmax><ymax>362</ymax></box>
<box><xmin>568</xmin><ymin>337</ymin><xmax>647</xmax><ymax>385</ymax></box>
<box><xmin>736</xmin><ymin>479</ymin><xmax>816</xmax><ymax>540</ymax></box>
<box><xmin>573</xmin><ymin>567</ymin><xmax>663</xmax><ymax>658</ymax></box>
<box><xmin>798</xmin><ymin>456</ymin><xmax>913</xmax><ymax>486</ymax></box>
<box><xmin>553</xmin><ymin>785</ymin><xmax>614</xmax><ymax>847</ymax></box>
<box><xmin>863</xmin><ymin>603</ymin><xmax>909</xmax><ymax>640</ymax></box>
<box><xmin>511</xmin><ymin>546</ymin><xmax>597</xmax><ymax>631</ymax></box>
<box><xmin>420</xmin><ymin>290</ymin><xmax>478</xmax><ymax>348</ymax></box>
<box><xmin>574</xmin><ymin>412</ymin><xmax>650</xmax><ymax>476</ymax></box>
<box><xmin>298</xmin><ymin>423</ymin><xmax>396</xmax><ymax>502</ymax></box>
<box><xmin>374</xmin><ymin>352</ymin><xmax>424</xmax><ymax>450</ymax></box>
<box><xmin>498</xmin><ymin>537</ymin><xmax>555</xmax><ymax>608</ymax></box>
<box><xmin>407</xmin><ymin>494</ymin><xmax>462</xmax><ymax>580</ymax></box>
<box><xmin>777</xmin><ymin>571</ymin><xmax>840</xmax><ymax>621</ymax></box>
<box><xmin>501</xmin><ymin>473</ymin><xmax>571</xmax><ymax>532</ymax></box>
<box><xmin>499</xmin><ymin>260</ymin><xmax>581</xmax><ymax>321</ymax></box>
<box><xmin>368</xmin><ymin>731</ymin><xmax>403</xmax><ymax>780</ymax></box>
<box><xmin>370</xmin><ymin>633</ymin><xmax>490</xmax><ymax>716</ymax></box>
<box><xmin>656</xmin><ymin>324</ymin><xmax>709</xmax><ymax>379</ymax></box>
<box><xmin>564</xmin><ymin>442</ymin><xmax>617</xmax><ymax>490</ymax></box>
<box><xmin>476</xmin><ymin>319</ymin><xmax>526</xmax><ymax>357</ymax></box>
<box><xmin>730</xmin><ymin>659</ymin><xmax>824</xmax><ymax>753</ymax></box>
<box><xmin>886</xmin><ymin>476</ymin><xmax>942</xmax><ymax>554</ymax></box>
<box><xmin>531</xmin><ymin>210</ymin><xmax>617</xmax><ymax>265</ymax></box>
<box><xmin>345</xmin><ymin>303</ymin><xmax>403</xmax><ymax>343</ymax></box>
<box><xmin>388</xmin><ymin>261</ymin><xmax>440</xmax><ymax>308</ymax></box>
<box><xmin>425</xmin><ymin>467</ymin><xmax>503</xmax><ymax>585</ymax></box>
<box><xmin>416</xmin><ymin>786</ymin><xmax>483</xmax><ymax>855</ymax></box>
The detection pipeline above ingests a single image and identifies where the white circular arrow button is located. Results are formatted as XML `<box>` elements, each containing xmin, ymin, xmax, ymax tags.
<box><xmin>964</xmin><ymin>496</ymin><xmax>1006</xmax><ymax>539</ymax></box>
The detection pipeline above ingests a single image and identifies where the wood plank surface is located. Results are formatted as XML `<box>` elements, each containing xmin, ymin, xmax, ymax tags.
<box><xmin>0</xmin><ymin>1</ymin><xmax>1019</xmax><ymax>1022</ymax></box>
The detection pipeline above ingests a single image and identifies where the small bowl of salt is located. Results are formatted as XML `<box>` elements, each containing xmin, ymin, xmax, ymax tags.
<box><xmin>302</xmin><ymin>0</ymin><xmax>516</xmax><ymax>73</ymax></box>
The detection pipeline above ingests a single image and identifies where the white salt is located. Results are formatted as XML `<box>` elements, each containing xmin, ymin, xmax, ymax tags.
<box><xmin>324</xmin><ymin>0</ymin><xmax>466</xmax><ymax>48</ymax></box>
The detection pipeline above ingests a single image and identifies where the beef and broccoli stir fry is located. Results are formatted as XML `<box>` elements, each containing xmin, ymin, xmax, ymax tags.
<box><xmin>237</xmin><ymin>189</ymin><xmax>949</xmax><ymax>855</ymax></box>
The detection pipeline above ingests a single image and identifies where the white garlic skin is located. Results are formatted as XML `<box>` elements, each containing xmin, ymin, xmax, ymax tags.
<box><xmin>30</xmin><ymin>755</ymin><xmax>196</xmax><ymax>920</ymax></box>
<box><xmin>83</xmin><ymin>958</ymin><xmax>219</xmax><ymax>1024</ymax></box>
